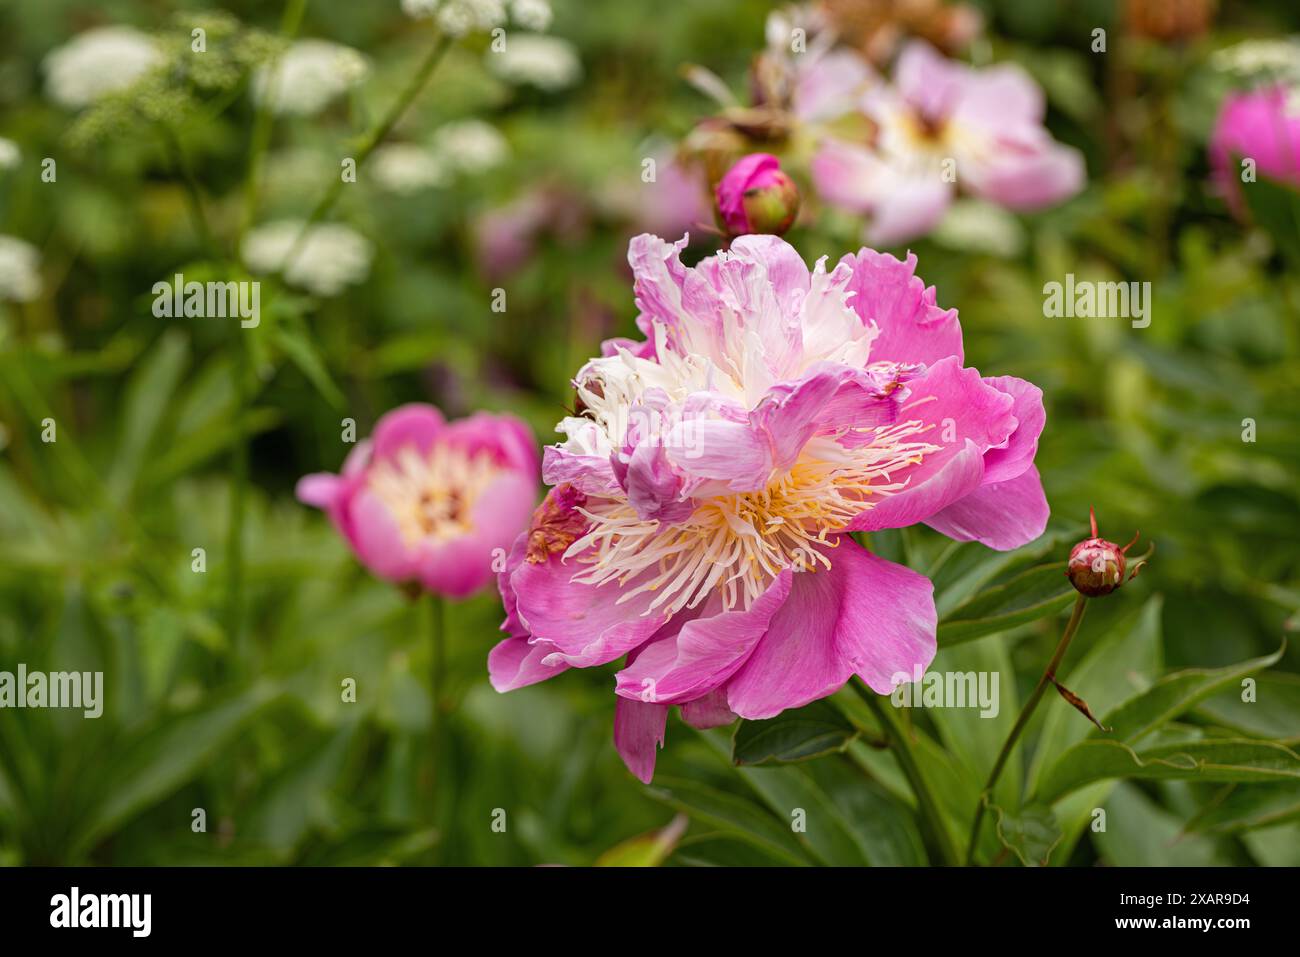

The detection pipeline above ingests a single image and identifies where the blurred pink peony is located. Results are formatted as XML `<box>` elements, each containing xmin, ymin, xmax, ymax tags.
<box><xmin>714</xmin><ymin>153</ymin><xmax>801</xmax><ymax>237</ymax></box>
<box><xmin>812</xmin><ymin>41</ymin><xmax>1084</xmax><ymax>245</ymax></box>
<box><xmin>1209</xmin><ymin>85</ymin><xmax>1300</xmax><ymax>218</ymax></box>
<box><xmin>298</xmin><ymin>404</ymin><xmax>539</xmax><ymax>598</ymax></box>
<box><xmin>490</xmin><ymin>233</ymin><xmax>1048</xmax><ymax>782</ymax></box>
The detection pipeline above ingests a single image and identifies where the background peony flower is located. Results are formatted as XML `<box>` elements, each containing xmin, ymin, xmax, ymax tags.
<box><xmin>714</xmin><ymin>153</ymin><xmax>801</xmax><ymax>236</ymax></box>
<box><xmin>252</xmin><ymin>40</ymin><xmax>369</xmax><ymax>117</ymax></box>
<box><xmin>1209</xmin><ymin>85</ymin><xmax>1300</xmax><ymax>218</ymax></box>
<box><xmin>298</xmin><ymin>404</ymin><xmax>540</xmax><ymax>598</ymax></box>
<box><xmin>811</xmin><ymin>41</ymin><xmax>1085</xmax><ymax>246</ymax></box>
<box><xmin>491</xmin><ymin>232</ymin><xmax>1048</xmax><ymax>782</ymax></box>
<box><xmin>43</xmin><ymin>26</ymin><xmax>162</xmax><ymax>109</ymax></box>
<box><xmin>242</xmin><ymin>220</ymin><xmax>374</xmax><ymax>297</ymax></box>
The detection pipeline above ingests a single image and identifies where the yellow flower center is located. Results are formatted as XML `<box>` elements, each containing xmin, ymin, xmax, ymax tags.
<box><xmin>566</xmin><ymin>419</ymin><xmax>938</xmax><ymax>617</ymax></box>
<box><xmin>368</xmin><ymin>444</ymin><xmax>502</xmax><ymax>547</ymax></box>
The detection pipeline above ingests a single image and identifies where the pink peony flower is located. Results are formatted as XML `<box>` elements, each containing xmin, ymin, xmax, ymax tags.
<box><xmin>490</xmin><ymin>232</ymin><xmax>1048</xmax><ymax>782</ymax></box>
<box><xmin>714</xmin><ymin>153</ymin><xmax>801</xmax><ymax>237</ymax></box>
<box><xmin>811</xmin><ymin>41</ymin><xmax>1084</xmax><ymax>246</ymax></box>
<box><xmin>1209</xmin><ymin>85</ymin><xmax>1300</xmax><ymax>218</ymax></box>
<box><xmin>297</xmin><ymin>404</ymin><xmax>540</xmax><ymax>598</ymax></box>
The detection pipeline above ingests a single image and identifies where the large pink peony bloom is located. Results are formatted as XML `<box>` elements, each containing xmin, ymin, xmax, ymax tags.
<box><xmin>1209</xmin><ymin>85</ymin><xmax>1300</xmax><ymax>218</ymax></box>
<box><xmin>298</xmin><ymin>404</ymin><xmax>539</xmax><ymax>598</ymax></box>
<box><xmin>811</xmin><ymin>41</ymin><xmax>1084</xmax><ymax>246</ymax></box>
<box><xmin>490</xmin><ymin>233</ymin><xmax>1048</xmax><ymax>782</ymax></box>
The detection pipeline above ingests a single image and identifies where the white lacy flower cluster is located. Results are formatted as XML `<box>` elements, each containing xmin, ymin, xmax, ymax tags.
<box><xmin>372</xmin><ymin>120</ymin><xmax>509</xmax><ymax>194</ymax></box>
<box><xmin>0</xmin><ymin>236</ymin><xmax>42</xmax><ymax>303</ymax></box>
<box><xmin>0</xmin><ymin>138</ymin><xmax>20</xmax><ymax>171</ymax></box>
<box><xmin>43</xmin><ymin>26</ymin><xmax>163</xmax><ymax>109</ymax></box>
<box><xmin>242</xmin><ymin>221</ymin><xmax>373</xmax><ymax>297</ymax></box>
<box><xmin>252</xmin><ymin>40</ymin><xmax>370</xmax><ymax>117</ymax></box>
<box><xmin>1212</xmin><ymin>38</ymin><xmax>1300</xmax><ymax>81</ymax></box>
<box><xmin>401</xmin><ymin>0</ymin><xmax>552</xmax><ymax>37</ymax></box>
<box><xmin>488</xmin><ymin>35</ymin><xmax>580</xmax><ymax>90</ymax></box>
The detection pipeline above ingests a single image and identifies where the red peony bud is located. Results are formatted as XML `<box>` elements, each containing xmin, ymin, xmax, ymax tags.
<box><xmin>1067</xmin><ymin>507</ymin><xmax>1142</xmax><ymax>597</ymax></box>
<box><xmin>714</xmin><ymin>153</ymin><xmax>800</xmax><ymax>237</ymax></box>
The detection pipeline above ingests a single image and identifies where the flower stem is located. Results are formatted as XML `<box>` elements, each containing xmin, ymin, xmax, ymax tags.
<box><xmin>285</xmin><ymin>31</ymin><xmax>453</xmax><ymax>265</ymax></box>
<box><xmin>964</xmin><ymin>593</ymin><xmax>1089</xmax><ymax>865</ymax></box>
<box><xmin>238</xmin><ymin>0</ymin><xmax>309</xmax><ymax>244</ymax></box>
<box><xmin>421</xmin><ymin>592</ymin><xmax>447</xmax><ymax>858</ymax></box>
<box><xmin>855</xmin><ymin>680</ymin><xmax>960</xmax><ymax>866</ymax></box>
<box><xmin>224</xmin><ymin>337</ymin><xmax>250</xmax><ymax>652</ymax></box>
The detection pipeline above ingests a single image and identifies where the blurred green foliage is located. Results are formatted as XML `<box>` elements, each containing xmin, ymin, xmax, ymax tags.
<box><xmin>0</xmin><ymin>0</ymin><xmax>1298</xmax><ymax>866</ymax></box>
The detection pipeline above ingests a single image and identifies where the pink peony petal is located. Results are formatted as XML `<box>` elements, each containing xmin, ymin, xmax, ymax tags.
<box><xmin>614</xmin><ymin>696</ymin><xmax>669</xmax><ymax>784</ymax></box>
<box><xmin>925</xmin><ymin>463</ymin><xmax>1049</xmax><ymax>551</ymax></box>
<box><xmin>488</xmin><ymin>634</ymin><xmax>569</xmax><ymax>691</ymax></box>
<box><xmin>839</xmin><ymin>248</ymin><xmax>964</xmax><ymax>367</ymax></box>
<box><xmin>725</xmin><ymin>540</ymin><xmax>936</xmax><ymax>717</ymax></box>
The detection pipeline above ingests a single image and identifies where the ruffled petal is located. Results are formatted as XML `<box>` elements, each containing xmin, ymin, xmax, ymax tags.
<box><xmin>488</xmin><ymin>634</ymin><xmax>569</xmax><ymax>691</ymax></box>
<box><xmin>981</xmin><ymin>375</ymin><xmax>1045</xmax><ymax>485</ymax></box>
<box><xmin>510</xmin><ymin>553</ymin><xmax>669</xmax><ymax>668</ymax></box>
<box><xmin>679</xmin><ymin>689</ymin><xmax>738</xmax><ymax>729</ymax></box>
<box><xmin>725</xmin><ymin>540</ymin><xmax>936</xmax><ymax>717</ymax></box>
<box><xmin>614</xmin><ymin>696</ymin><xmax>669</xmax><ymax>784</ymax></box>
<box><xmin>925</xmin><ymin>463</ymin><xmax>1049</xmax><ymax>551</ymax></box>
<box><xmin>839</xmin><ymin>248</ymin><xmax>964</xmax><ymax>367</ymax></box>
<box><xmin>615</xmin><ymin>570</ymin><xmax>792</xmax><ymax>704</ymax></box>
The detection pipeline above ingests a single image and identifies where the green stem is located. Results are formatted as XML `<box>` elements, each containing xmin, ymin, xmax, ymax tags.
<box><xmin>239</xmin><ymin>0</ymin><xmax>310</xmax><ymax>244</ymax></box>
<box><xmin>158</xmin><ymin>124</ymin><xmax>220</xmax><ymax>259</ymax></box>
<box><xmin>421</xmin><ymin>592</ymin><xmax>447</xmax><ymax>859</ymax></box>
<box><xmin>964</xmin><ymin>594</ymin><xmax>1089</xmax><ymax>865</ymax></box>
<box><xmin>856</xmin><ymin>681</ymin><xmax>960</xmax><ymax>866</ymax></box>
<box><xmin>224</xmin><ymin>339</ymin><xmax>250</xmax><ymax>652</ymax></box>
<box><xmin>284</xmin><ymin>31</ymin><xmax>453</xmax><ymax>265</ymax></box>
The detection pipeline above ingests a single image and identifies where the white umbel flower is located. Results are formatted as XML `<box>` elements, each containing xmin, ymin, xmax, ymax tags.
<box><xmin>0</xmin><ymin>138</ymin><xmax>19</xmax><ymax>171</ymax></box>
<box><xmin>511</xmin><ymin>0</ymin><xmax>553</xmax><ymax>31</ymax></box>
<box><xmin>433</xmin><ymin>120</ymin><xmax>509</xmax><ymax>172</ymax></box>
<box><xmin>242</xmin><ymin>221</ymin><xmax>373</xmax><ymax>297</ymax></box>
<box><xmin>252</xmin><ymin>40</ymin><xmax>370</xmax><ymax>117</ymax></box>
<box><xmin>43</xmin><ymin>26</ymin><xmax>162</xmax><ymax>109</ymax></box>
<box><xmin>371</xmin><ymin>143</ymin><xmax>450</xmax><ymax>193</ymax></box>
<box><xmin>1212</xmin><ymin>38</ymin><xmax>1300</xmax><ymax>80</ymax></box>
<box><xmin>488</xmin><ymin>34</ymin><xmax>580</xmax><ymax>91</ymax></box>
<box><xmin>0</xmin><ymin>236</ymin><xmax>42</xmax><ymax>302</ymax></box>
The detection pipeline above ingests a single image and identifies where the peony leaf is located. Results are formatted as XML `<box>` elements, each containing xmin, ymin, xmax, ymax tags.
<box><xmin>1183</xmin><ymin>783</ymin><xmax>1300</xmax><ymax>837</ymax></box>
<box><xmin>936</xmin><ymin>561</ymin><xmax>1077</xmax><ymax>646</ymax></box>
<box><xmin>645</xmin><ymin>776</ymin><xmax>813</xmax><ymax>865</ymax></box>
<box><xmin>731</xmin><ymin>699</ymin><xmax>857</xmax><ymax>765</ymax></box>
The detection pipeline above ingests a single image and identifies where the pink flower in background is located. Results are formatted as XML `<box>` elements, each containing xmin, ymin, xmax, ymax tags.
<box><xmin>1209</xmin><ymin>85</ymin><xmax>1300</xmax><ymax>217</ymax></box>
<box><xmin>812</xmin><ymin>41</ymin><xmax>1084</xmax><ymax>245</ymax></box>
<box><xmin>491</xmin><ymin>232</ymin><xmax>1048</xmax><ymax>782</ymax></box>
<box><xmin>298</xmin><ymin>404</ymin><xmax>539</xmax><ymax>598</ymax></box>
<box><xmin>714</xmin><ymin>153</ymin><xmax>801</xmax><ymax>236</ymax></box>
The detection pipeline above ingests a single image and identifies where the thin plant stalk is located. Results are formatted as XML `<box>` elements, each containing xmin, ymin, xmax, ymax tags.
<box><xmin>964</xmin><ymin>594</ymin><xmax>1089</xmax><ymax>865</ymax></box>
<box><xmin>284</xmin><ymin>31</ymin><xmax>453</xmax><ymax>265</ymax></box>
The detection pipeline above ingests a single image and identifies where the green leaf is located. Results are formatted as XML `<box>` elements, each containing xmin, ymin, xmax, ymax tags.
<box><xmin>1101</xmin><ymin>644</ymin><xmax>1285</xmax><ymax>743</ymax></box>
<box><xmin>73</xmin><ymin>683</ymin><xmax>281</xmax><ymax>856</ymax></box>
<box><xmin>272</xmin><ymin>323</ymin><xmax>345</xmax><ymax>409</ymax></box>
<box><xmin>108</xmin><ymin>331</ymin><xmax>189</xmax><ymax>502</ymax></box>
<box><xmin>1037</xmin><ymin>737</ymin><xmax>1300</xmax><ymax>804</ymax></box>
<box><xmin>731</xmin><ymin>699</ymin><xmax>857</xmax><ymax>765</ymax></box>
<box><xmin>936</xmin><ymin>561</ymin><xmax>1077</xmax><ymax>646</ymax></box>
<box><xmin>990</xmin><ymin>802</ymin><xmax>1062</xmax><ymax>867</ymax></box>
<box><xmin>645</xmin><ymin>776</ymin><xmax>812</xmax><ymax>866</ymax></box>
<box><xmin>733</xmin><ymin>764</ymin><xmax>872</xmax><ymax>866</ymax></box>
<box><xmin>1195</xmin><ymin>672</ymin><xmax>1300</xmax><ymax>742</ymax></box>
<box><xmin>594</xmin><ymin>815</ymin><xmax>687</xmax><ymax>866</ymax></box>
<box><xmin>1095</xmin><ymin>782</ymin><xmax>1232</xmax><ymax>866</ymax></box>
<box><xmin>1183</xmin><ymin>784</ymin><xmax>1300</xmax><ymax>836</ymax></box>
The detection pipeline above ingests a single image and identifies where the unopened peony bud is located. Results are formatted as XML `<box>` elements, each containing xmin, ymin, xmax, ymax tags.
<box><xmin>715</xmin><ymin>153</ymin><xmax>800</xmax><ymax>237</ymax></box>
<box><xmin>1067</xmin><ymin>507</ymin><xmax>1142</xmax><ymax>597</ymax></box>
